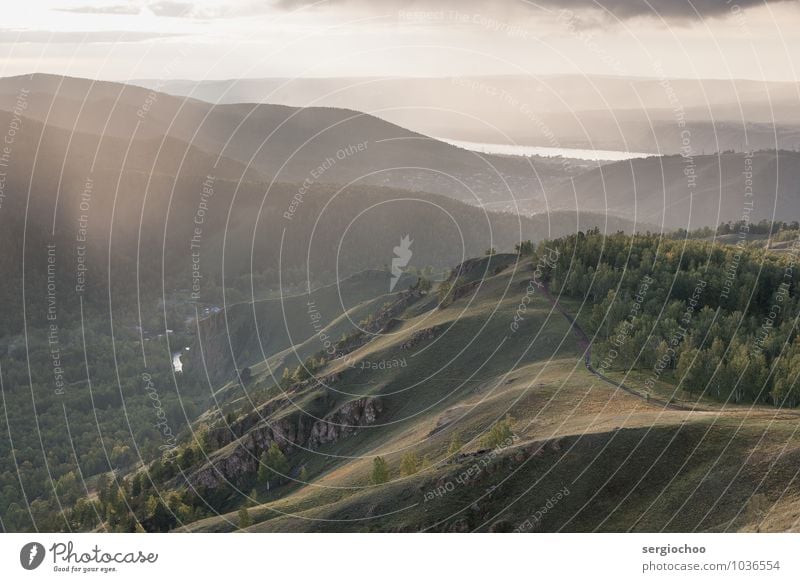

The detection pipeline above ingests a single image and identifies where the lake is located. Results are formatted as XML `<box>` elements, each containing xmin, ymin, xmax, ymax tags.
<box><xmin>438</xmin><ymin>138</ymin><xmax>653</xmax><ymax>162</ymax></box>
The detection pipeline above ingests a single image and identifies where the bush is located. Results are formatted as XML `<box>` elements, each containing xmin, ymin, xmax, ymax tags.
<box><xmin>238</xmin><ymin>508</ymin><xmax>251</xmax><ymax>529</ymax></box>
<box><xmin>240</xmin><ymin>367</ymin><xmax>252</xmax><ymax>383</ymax></box>
<box><xmin>371</xmin><ymin>456</ymin><xmax>390</xmax><ymax>484</ymax></box>
<box><xmin>481</xmin><ymin>418</ymin><xmax>514</xmax><ymax>449</ymax></box>
<box><xmin>447</xmin><ymin>433</ymin><xmax>463</xmax><ymax>456</ymax></box>
<box><xmin>400</xmin><ymin>452</ymin><xmax>419</xmax><ymax>476</ymax></box>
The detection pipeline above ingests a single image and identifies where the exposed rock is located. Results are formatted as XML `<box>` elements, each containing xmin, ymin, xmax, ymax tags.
<box><xmin>308</xmin><ymin>397</ymin><xmax>383</xmax><ymax>448</ymax></box>
<box><xmin>489</xmin><ymin>519</ymin><xmax>514</xmax><ymax>532</ymax></box>
<box><xmin>191</xmin><ymin>443</ymin><xmax>257</xmax><ymax>490</ymax></box>
<box><xmin>190</xmin><ymin>397</ymin><xmax>382</xmax><ymax>489</ymax></box>
<box><xmin>401</xmin><ymin>326</ymin><xmax>439</xmax><ymax>350</ymax></box>
<box><xmin>323</xmin><ymin>289</ymin><xmax>424</xmax><ymax>359</ymax></box>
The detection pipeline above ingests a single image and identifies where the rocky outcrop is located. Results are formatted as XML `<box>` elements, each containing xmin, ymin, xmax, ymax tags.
<box><xmin>449</xmin><ymin>253</ymin><xmax>515</xmax><ymax>283</ymax></box>
<box><xmin>362</xmin><ymin>289</ymin><xmax>423</xmax><ymax>334</ymax></box>
<box><xmin>192</xmin><ymin>445</ymin><xmax>252</xmax><ymax>490</ymax></box>
<box><xmin>190</xmin><ymin>396</ymin><xmax>382</xmax><ymax>490</ymax></box>
<box><xmin>308</xmin><ymin>397</ymin><xmax>383</xmax><ymax>448</ymax></box>
<box><xmin>401</xmin><ymin>326</ymin><xmax>439</xmax><ymax>350</ymax></box>
<box><xmin>317</xmin><ymin>289</ymin><xmax>424</xmax><ymax>360</ymax></box>
<box><xmin>192</xmin><ymin>414</ymin><xmax>306</xmax><ymax>489</ymax></box>
<box><xmin>205</xmin><ymin>396</ymin><xmax>288</xmax><ymax>450</ymax></box>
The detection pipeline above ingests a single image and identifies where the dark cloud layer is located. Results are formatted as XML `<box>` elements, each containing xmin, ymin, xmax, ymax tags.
<box><xmin>551</xmin><ymin>0</ymin><xmax>792</xmax><ymax>20</ymax></box>
<box><xmin>277</xmin><ymin>0</ymin><xmax>794</xmax><ymax>21</ymax></box>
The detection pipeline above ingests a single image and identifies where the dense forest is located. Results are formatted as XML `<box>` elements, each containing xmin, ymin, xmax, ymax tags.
<box><xmin>671</xmin><ymin>219</ymin><xmax>800</xmax><ymax>241</ymax></box>
<box><xmin>0</xmin><ymin>322</ymin><xmax>203</xmax><ymax>531</ymax></box>
<box><xmin>541</xmin><ymin>229</ymin><xmax>800</xmax><ymax>406</ymax></box>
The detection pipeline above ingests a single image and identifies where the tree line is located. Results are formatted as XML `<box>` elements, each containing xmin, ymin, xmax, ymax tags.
<box><xmin>530</xmin><ymin>230</ymin><xmax>800</xmax><ymax>406</ymax></box>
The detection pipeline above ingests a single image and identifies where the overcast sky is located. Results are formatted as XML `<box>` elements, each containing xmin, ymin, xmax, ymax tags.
<box><xmin>0</xmin><ymin>0</ymin><xmax>798</xmax><ymax>81</ymax></box>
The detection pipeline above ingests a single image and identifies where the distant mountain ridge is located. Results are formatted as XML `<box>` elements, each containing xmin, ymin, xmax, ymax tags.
<box><xmin>547</xmin><ymin>150</ymin><xmax>800</xmax><ymax>230</ymax></box>
<box><xmin>0</xmin><ymin>73</ymin><xmax>579</xmax><ymax>212</ymax></box>
<box><xmin>132</xmin><ymin>74</ymin><xmax>800</xmax><ymax>155</ymax></box>
<box><xmin>0</xmin><ymin>75</ymin><xmax>639</xmax><ymax>338</ymax></box>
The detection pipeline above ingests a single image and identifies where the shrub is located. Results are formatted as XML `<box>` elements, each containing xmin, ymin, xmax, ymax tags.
<box><xmin>400</xmin><ymin>452</ymin><xmax>419</xmax><ymax>476</ymax></box>
<box><xmin>371</xmin><ymin>456</ymin><xmax>390</xmax><ymax>484</ymax></box>
<box><xmin>238</xmin><ymin>508</ymin><xmax>251</xmax><ymax>529</ymax></box>
<box><xmin>481</xmin><ymin>418</ymin><xmax>514</xmax><ymax>449</ymax></box>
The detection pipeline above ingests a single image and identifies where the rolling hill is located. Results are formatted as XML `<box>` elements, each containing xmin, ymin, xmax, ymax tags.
<box><xmin>113</xmin><ymin>249</ymin><xmax>800</xmax><ymax>533</ymax></box>
<box><xmin>547</xmin><ymin>150</ymin><xmax>800</xmax><ymax>230</ymax></box>
<box><xmin>137</xmin><ymin>75</ymin><xmax>800</xmax><ymax>155</ymax></box>
<box><xmin>0</xmin><ymin>77</ymin><xmax>640</xmax><ymax>338</ymax></box>
<box><xmin>0</xmin><ymin>73</ymin><xmax>584</xmax><ymax>212</ymax></box>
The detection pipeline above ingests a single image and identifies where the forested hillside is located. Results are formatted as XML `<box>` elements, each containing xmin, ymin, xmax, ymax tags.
<box><xmin>547</xmin><ymin>230</ymin><xmax>800</xmax><ymax>405</ymax></box>
<box><xmin>31</xmin><ymin>229</ymin><xmax>800</xmax><ymax>534</ymax></box>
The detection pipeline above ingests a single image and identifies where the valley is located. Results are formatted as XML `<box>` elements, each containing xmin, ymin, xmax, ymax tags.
<box><xmin>1</xmin><ymin>72</ymin><xmax>800</xmax><ymax>534</ymax></box>
<box><xmin>166</xmin><ymin>248</ymin><xmax>800</xmax><ymax>533</ymax></box>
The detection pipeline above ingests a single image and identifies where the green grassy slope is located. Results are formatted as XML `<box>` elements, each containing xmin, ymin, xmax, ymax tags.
<box><xmin>173</xmin><ymin>251</ymin><xmax>800</xmax><ymax>533</ymax></box>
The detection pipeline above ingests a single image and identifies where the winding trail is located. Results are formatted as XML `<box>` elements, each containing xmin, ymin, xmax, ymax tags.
<box><xmin>542</xmin><ymin>285</ymin><xmax>692</xmax><ymax>412</ymax></box>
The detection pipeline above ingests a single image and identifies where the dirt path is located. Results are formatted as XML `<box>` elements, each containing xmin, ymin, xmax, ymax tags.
<box><xmin>542</xmin><ymin>285</ymin><xmax>692</xmax><ymax>412</ymax></box>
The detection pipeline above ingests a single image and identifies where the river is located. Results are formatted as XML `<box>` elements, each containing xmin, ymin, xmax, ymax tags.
<box><xmin>172</xmin><ymin>350</ymin><xmax>186</xmax><ymax>373</ymax></box>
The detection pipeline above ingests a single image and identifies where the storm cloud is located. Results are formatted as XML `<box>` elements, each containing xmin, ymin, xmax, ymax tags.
<box><xmin>276</xmin><ymin>0</ymin><xmax>794</xmax><ymax>22</ymax></box>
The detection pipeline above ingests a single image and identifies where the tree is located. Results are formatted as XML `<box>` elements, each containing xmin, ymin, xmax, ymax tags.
<box><xmin>481</xmin><ymin>417</ymin><xmax>514</xmax><ymax>449</ymax></box>
<box><xmin>178</xmin><ymin>446</ymin><xmax>196</xmax><ymax>469</ymax></box>
<box><xmin>400</xmin><ymin>452</ymin><xmax>419</xmax><ymax>476</ymax></box>
<box><xmin>261</xmin><ymin>443</ymin><xmax>289</xmax><ymax>485</ymax></box>
<box><xmin>416</xmin><ymin>276</ymin><xmax>433</xmax><ymax>294</ymax></box>
<box><xmin>371</xmin><ymin>456</ymin><xmax>390</xmax><ymax>484</ymax></box>
<box><xmin>437</xmin><ymin>278</ymin><xmax>459</xmax><ymax>309</ymax></box>
<box><xmin>515</xmin><ymin>240</ymin><xmax>534</xmax><ymax>255</ymax></box>
<box><xmin>238</xmin><ymin>508</ymin><xmax>251</xmax><ymax>529</ymax></box>
<box><xmin>485</xmin><ymin>247</ymin><xmax>497</xmax><ymax>256</ymax></box>
<box><xmin>240</xmin><ymin>367</ymin><xmax>252</xmax><ymax>383</ymax></box>
<box><xmin>447</xmin><ymin>432</ymin><xmax>463</xmax><ymax>456</ymax></box>
<box><xmin>257</xmin><ymin>452</ymin><xmax>270</xmax><ymax>484</ymax></box>
<box><xmin>677</xmin><ymin>347</ymin><xmax>708</xmax><ymax>394</ymax></box>
<box><xmin>147</xmin><ymin>498</ymin><xmax>176</xmax><ymax>532</ymax></box>
<box><xmin>291</xmin><ymin>364</ymin><xmax>311</xmax><ymax>383</ymax></box>
<box><xmin>130</xmin><ymin>473</ymin><xmax>143</xmax><ymax>498</ymax></box>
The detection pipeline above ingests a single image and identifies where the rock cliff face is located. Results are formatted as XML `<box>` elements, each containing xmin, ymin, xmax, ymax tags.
<box><xmin>401</xmin><ymin>326</ymin><xmax>440</xmax><ymax>350</ymax></box>
<box><xmin>190</xmin><ymin>396</ymin><xmax>382</xmax><ymax>490</ymax></box>
<box><xmin>187</xmin><ymin>279</ymin><xmax>421</xmax><ymax>491</ymax></box>
<box><xmin>307</xmin><ymin>398</ymin><xmax>383</xmax><ymax>448</ymax></box>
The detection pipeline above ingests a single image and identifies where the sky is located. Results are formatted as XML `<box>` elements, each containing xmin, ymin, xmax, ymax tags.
<box><xmin>0</xmin><ymin>0</ymin><xmax>799</xmax><ymax>82</ymax></box>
